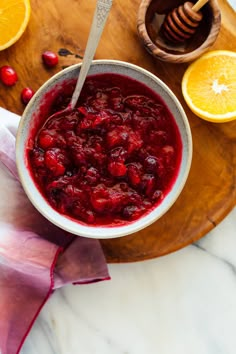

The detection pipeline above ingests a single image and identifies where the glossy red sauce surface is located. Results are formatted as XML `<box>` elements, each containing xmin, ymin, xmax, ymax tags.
<box><xmin>28</xmin><ymin>73</ymin><xmax>182</xmax><ymax>226</ymax></box>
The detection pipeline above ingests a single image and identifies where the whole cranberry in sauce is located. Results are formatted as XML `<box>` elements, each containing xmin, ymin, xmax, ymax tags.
<box><xmin>28</xmin><ymin>73</ymin><xmax>182</xmax><ymax>226</ymax></box>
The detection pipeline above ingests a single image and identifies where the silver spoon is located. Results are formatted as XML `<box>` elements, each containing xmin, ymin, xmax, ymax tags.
<box><xmin>70</xmin><ymin>0</ymin><xmax>113</xmax><ymax>110</ymax></box>
<box><xmin>44</xmin><ymin>0</ymin><xmax>113</xmax><ymax>122</ymax></box>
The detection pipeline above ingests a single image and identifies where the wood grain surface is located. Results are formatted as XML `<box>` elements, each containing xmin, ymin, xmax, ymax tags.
<box><xmin>0</xmin><ymin>0</ymin><xmax>235</xmax><ymax>263</ymax></box>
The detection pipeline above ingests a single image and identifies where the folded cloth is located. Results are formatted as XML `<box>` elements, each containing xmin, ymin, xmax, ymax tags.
<box><xmin>0</xmin><ymin>108</ymin><xmax>110</xmax><ymax>354</ymax></box>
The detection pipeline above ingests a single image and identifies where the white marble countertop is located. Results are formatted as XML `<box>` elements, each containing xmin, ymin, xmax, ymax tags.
<box><xmin>20</xmin><ymin>206</ymin><xmax>236</xmax><ymax>354</ymax></box>
<box><xmin>229</xmin><ymin>0</ymin><xmax>236</xmax><ymax>10</ymax></box>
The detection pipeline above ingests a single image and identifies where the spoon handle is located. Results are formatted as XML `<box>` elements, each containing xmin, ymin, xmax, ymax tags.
<box><xmin>70</xmin><ymin>0</ymin><xmax>113</xmax><ymax>109</ymax></box>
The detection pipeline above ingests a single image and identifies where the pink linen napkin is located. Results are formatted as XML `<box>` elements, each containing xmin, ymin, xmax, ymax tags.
<box><xmin>0</xmin><ymin>108</ymin><xmax>110</xmax><ymax>354</ymax></box>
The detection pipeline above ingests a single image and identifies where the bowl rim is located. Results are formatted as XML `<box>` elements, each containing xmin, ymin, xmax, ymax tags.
<box><xmin>137</xmin><ymin>0</ymin><xmax>221</xmax><ymax>63</ymax></box>
<box><xmin>16</xmin><ymin>59</ymin><xmax>192</xmax><ymax>239</ymax></box>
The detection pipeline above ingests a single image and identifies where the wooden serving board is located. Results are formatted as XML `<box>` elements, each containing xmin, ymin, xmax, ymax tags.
<box><xmin>0</xmin><ymin>0</ymin><xmax>235</xmax><ymax>263</ymax></box>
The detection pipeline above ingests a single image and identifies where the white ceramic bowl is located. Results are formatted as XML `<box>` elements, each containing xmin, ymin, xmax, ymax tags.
<box><xmin>16</xmin><ymin>59</ymin><xmax>192</xmax><ymax>239</ymax></box>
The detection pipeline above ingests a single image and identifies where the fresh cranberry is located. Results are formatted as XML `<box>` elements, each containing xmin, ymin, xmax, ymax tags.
<box><xmin>42</xmin><ymin>51</ymin><xmax>58</xmax><ymax>68</ymax></box>
<box><xmin>0</xmin><ymin>66</ymin><xmax>18</xmax><ymax>86</ymax></box>
<box><xmin>21</xmin><ymin>87</ymin><xmax>35</xmax><ymax>105</ymax></box>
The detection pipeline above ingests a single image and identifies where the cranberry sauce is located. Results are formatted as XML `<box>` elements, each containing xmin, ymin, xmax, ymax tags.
<box><xmin>28</xmin><ymin>73</ymin><xmax>182</xmax><ymax>226</ymax></box>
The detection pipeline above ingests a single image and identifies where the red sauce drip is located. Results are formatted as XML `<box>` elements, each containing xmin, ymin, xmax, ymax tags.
<box><xmin>28</xmin><ymin>73</ymin><xmax>182</xmax><ymax>226</ymax></box>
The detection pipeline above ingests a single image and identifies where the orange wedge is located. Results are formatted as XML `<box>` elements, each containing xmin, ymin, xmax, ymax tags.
<box><xmin>0</xmin><ymin>0</ymin><xmax>31</xmax><ymax>51</ymax></box>
<box><xmin>182</xmin><ymin>50</ymin><xmax>236</xmax><ymax>123</ymax></box>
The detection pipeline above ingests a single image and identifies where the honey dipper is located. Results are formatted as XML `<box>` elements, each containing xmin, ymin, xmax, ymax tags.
<box><xmin>161</xmin><ymin>0</ymin><xmax>209</xmax><ymax>43</ymax></box>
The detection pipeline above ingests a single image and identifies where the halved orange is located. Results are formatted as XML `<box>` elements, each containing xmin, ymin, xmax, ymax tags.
<box><xmin>182</xmin><ymin>50</ymin><xmax>236</xmax><ymax>123</ymax></box>
<box><xmin>0</xmin><ymin>0</ymin><xmax>31</xmax><ymax>51</ymax></box>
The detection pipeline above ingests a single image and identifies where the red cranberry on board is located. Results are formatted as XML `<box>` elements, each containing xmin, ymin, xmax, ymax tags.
<box><xmin>42</xmin><ymin>51</ymin><xmax>59</xmax><ymax>68</ymax></box>
<box><xmin>0</xmin><ymin>66</ymin><xmax>18</xmax><ymax>86</ymax></box>
<box><xmin>21</xmin><ymin>87</ymin><xmax>35</xmax><ymax>105</ymax></box>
